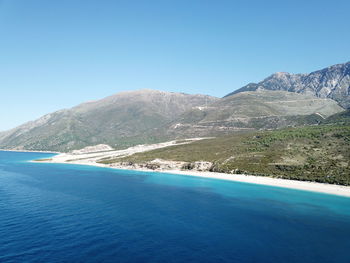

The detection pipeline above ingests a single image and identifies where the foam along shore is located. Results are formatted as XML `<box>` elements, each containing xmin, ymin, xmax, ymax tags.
<box><xmin>33</xmin><ymin>140</ymin><xmax>350</xmax><ymax>198</ymax></box>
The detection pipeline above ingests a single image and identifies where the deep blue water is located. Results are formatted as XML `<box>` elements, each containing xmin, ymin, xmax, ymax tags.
<box><xmin>0</xmin><ymin>151</ymin><xmax>350</xmax><ymax>263</ymax></box>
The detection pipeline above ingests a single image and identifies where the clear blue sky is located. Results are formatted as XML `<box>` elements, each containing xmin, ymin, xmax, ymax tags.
<box><xmin>0</xmin><ymin>0</ymin><xmax>349</xmax><ymax>131</ymax></box>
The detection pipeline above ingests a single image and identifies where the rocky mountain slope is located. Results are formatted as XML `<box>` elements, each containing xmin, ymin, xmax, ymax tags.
<box><xmin>166</xmin><ymin>90</ymin><xmax>343</xmax><ymax>137</ymax></box>
<box><xmin>0</xmin><ymin>90</ymin><xmax>216</xmax><ymax>152</ymax></box>
<box><xmin>225</xmin><ymin>62</ymin><xmax>350</xmax><ymax>108</ymax></box>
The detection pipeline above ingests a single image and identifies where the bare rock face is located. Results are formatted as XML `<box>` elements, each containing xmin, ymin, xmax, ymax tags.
<box><xmin>106</xmin><ymin>159</ymin><xmax>213</xmax><ymax>172</ymax></box>
<box><xmin>225</xmin><ymin>62</ymin><xmax>350</xmax><ymax>108</ymax></box>
<box><xmin>191</xmin><ymin>161</ymin><xmax>213</xmax><ymax>171</ymax></box>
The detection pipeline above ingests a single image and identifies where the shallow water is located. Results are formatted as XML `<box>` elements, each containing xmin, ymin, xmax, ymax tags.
<box><xmin>0</xmin><ymin>151</ymin><xmax>349</xmax><ymax>263</ymax></box>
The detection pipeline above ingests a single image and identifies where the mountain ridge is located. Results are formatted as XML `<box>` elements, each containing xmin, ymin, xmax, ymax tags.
<box><xmin>225</xmin><ymin>62</ymin><xmax>350</xmax><ymax>108</ymax></box>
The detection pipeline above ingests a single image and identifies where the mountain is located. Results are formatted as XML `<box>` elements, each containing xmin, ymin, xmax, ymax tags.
<box><xmin>0</xmin><ymin>62</ymin><xmax>347</xmax><ymax>153</ymax></box>
<box><xmin>224</xmin><ymin>62</ymin><xmax>350</xmax><ymax>108</ymax></box>
<box><xmin>166</xmin><ymin>90</ymin><xmax>343</xmax><ymax>137</ymax></box>
<box><xmin>0</xmin><ymin>90</ymin><xmax>217</xmax><ymax>152</ymax></box>
<box><xmin>0</xmin><ymin>90</ymin><xmax>344</xmax><ymax>153</ymax></box>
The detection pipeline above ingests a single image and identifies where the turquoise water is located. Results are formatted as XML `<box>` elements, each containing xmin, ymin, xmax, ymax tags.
<box><xmin>0</xmin><ymin>151</ymin><xmax>350</xmax><ymax>262</ymax></box>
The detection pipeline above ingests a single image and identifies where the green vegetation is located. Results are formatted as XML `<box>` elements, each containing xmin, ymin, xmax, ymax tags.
<box><xmin>101</xmin><ymin>123</ymin><xmax>350</xmax><ymax>185</ymax></box>
<box><xmin>321</xmin><ymin>109</ymin><xmax>350</xmax><ymax>125</ymax></box>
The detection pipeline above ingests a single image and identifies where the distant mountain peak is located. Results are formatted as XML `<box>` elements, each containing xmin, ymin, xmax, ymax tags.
<box><xmin>273</xmin><ymin>72</ymin><xmax>291</xmax><ymax>76</ymax></box>
<box><xmin>225</xmin><ymin>62</ymin><xmax>350</xmax><ymax>108</ymax></box>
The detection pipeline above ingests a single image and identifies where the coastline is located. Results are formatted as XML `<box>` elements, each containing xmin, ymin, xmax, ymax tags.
<box><xmin>0</xmin><ymin>149</ymin><xmax>60</xmax><ymax>154</ymax></box>
<box><xmin>35</xmin><ymin>158</ymin><xmax>350</xmax><ymax>198</ymax></box>
<box><xmin>164</xmin><ymin>170</ymin><xmax>350</xmax><ymax>197</ymax></box>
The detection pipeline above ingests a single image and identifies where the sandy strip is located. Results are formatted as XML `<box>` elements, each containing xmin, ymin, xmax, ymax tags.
<box><xmin>36</xmin><ymin>158</ymin><xmax>350</xmax><ymax>198</ymax></box>
<box><xmin>162</xmin><ymin>170</ymin><xmax>350</xmax><ymax>197</ymax></box>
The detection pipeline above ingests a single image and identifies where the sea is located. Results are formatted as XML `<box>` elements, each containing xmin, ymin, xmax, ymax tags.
<box><xmin>0</xmin><ymin>151</ymin><xmax>349</xmax><ymax>263</ymax></box>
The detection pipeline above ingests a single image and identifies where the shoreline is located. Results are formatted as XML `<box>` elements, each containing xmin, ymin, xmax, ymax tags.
<box><xmin>35</xmin><ymin>159</ymin><xmax>350</xmax><ymax>198</ymax></box>
<box><xmin>164</xmin><ymin>170</ymin><xmax>350</xmax><ymax>197</ymax></box>
<box><xmin>0</xmin><ymin>149</ymin><xmax>60</xmax><ymax>154</ymax></box>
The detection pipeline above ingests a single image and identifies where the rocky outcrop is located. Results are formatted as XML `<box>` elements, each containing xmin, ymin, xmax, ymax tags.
<box><xmin>106</xmin><ymin>159</ymin><xmax>213</xmax><ymax>172</ymax></box>
<box><xmin>225</xmin><ymin>62</ymin><xmax>350</xmax><ymax>108</ymax></box>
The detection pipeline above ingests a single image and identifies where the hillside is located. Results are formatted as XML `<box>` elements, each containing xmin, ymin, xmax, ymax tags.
<box><xmin>225</xmin><ymin>62</ymin><xmax>350</xmax><ymax>108</ymax></box>
<box><xmin>103</xmin><ymin>118</ymin><xmax>350</xmax><ymax>185</ymax></box>
<box><xmin>0</xmin><ymin>90</ymin><xmax>217</xmax><ymax>152</ymax></box>
<box><xmin>34</xmin><ymin>110</ymin><xmax>350</xmax><ymax>185</ymax></box>
<box><xmin>165</xmin><ymin>90</ymin><xmax>343</xmax><ymax>137</ymax></box>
